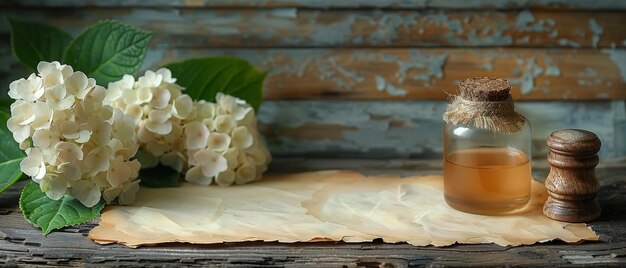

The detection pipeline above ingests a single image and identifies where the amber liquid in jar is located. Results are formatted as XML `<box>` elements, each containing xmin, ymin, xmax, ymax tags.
<box><xmin>444</xmin><ymin>147</ymin><xmax>531</xmax><ymax>215</ymax></box>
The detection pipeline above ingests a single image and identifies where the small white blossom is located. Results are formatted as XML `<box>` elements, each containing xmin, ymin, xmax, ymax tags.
<box><xmin>104</xmin><ymin>69</ymin><xmax>271</xmax><ymax>187</ymax></box>
<box><xmin>6</xmin><ymin>62</ymin><xmax>141</xmax><ymax>207</ymax></box>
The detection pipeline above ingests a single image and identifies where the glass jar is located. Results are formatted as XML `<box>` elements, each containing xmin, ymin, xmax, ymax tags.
<box><xmin>443</xmin><ymin>77</ymin><xmax>532</xmax><ymax>215</ymax></box>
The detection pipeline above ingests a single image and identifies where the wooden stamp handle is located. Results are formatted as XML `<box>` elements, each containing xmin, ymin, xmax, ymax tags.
<box><xmin>543</xmin><ymin>129</ymin><xmax>601</xmax><ymax>222</ymax></box>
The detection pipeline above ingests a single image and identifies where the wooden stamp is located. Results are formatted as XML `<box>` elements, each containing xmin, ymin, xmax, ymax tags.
<box><xmin>543</xmin><ymin>129</ymin><xmax>602</xmax><ymax>223</ymax></box>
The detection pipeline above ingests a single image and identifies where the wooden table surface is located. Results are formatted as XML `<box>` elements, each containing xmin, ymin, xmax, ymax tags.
<box><xmin>1</xmin><ymin>158</ymin><xmax>625</xmax><ymax>267</ymax></box>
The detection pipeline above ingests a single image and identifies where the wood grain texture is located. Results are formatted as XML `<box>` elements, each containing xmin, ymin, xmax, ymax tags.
<box><xmin>2</xmin><ymin>45</ymin><xmax>625</xmax><ymax>100</ymax></box>
<box><xmin>4</xmin><ymin>0</ymin><xmax>626</xmax><ymax>10</ymax></box>
<box><xmin>254</xmin><ymin>100</ymin><xmax>626</xmax><ymax>161</ymax></box>
<box><xmin>1</xmin><ymin>159</ymin><xmax>626</xmax><ymax>267</ymax></box>
<box><xmin>544</xmin><ymin>129</ymin><xmax>602</xmax><ymax>222</ymax></box>
<box><xmin>141</xmin><ymin>48</ymin><xmax>626</xmax><ymax>100</ymax></box>
<box><xmin>2</xmin><ymin>9</ymin><xmax>625</xmax><ymax>48</ymax></box>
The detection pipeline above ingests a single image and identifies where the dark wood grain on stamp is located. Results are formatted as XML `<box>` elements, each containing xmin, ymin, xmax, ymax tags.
<box><xmin>544</xmin><ymin>129</ymin><xmax>602</xmax><ymax>223</ymax></box>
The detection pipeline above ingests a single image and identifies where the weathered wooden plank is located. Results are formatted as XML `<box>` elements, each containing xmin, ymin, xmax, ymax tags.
<box><xmin>256</xmin><ymin>100</ymin><xmax>626</xmax><ymax>160</ymax></box>
<box><xmin>2</xmin><ymin>9</ymin><xmax>625</xmax><ymax>48</ymax></box>
<box><xmin>138</xmin><ymin>48</ymin><xmax>626</xmax><ymax>100</ymax></box>
<box><xmin>4</xmin><ymin>0</ymin><xmax>626</xmax><ymax>10</ymax></box>
<box><xmin>2</xmin><ymin>45</ymin><xmax>625</xmax><ymax>100</ymax></box>
<box><xmin>1</xmin><ymin>161</ymin><xmax>625</xmax><ymax>267</ymax></box>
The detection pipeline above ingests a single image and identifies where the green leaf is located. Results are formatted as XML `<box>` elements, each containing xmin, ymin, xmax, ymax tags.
<box><xmin>20</xmin><ymin>181</ymin><xmax>104</xmax><ymax>236</ymax></box>
<box><xmin>139</xmin><ymin>165</ymin><xmax>180</xmax><ymax>188</ymax></box>
<box><xmin>0</xmin><ymin>111</ymin><xmax>25</xmax><ymax>194</ymax></box>
<box><xmin>8</xmin><ymin>18</ymin><xmax>73</xmax><ymax>70</ymax></box>
<box><xmin>0</xmin><ymin>98</ymin><xmax>13</xmax><ymax>113</ymax></box>
<box><xmin>164</xmin><ymin>57</ymin><xmax>267</xmax><ymax>112</ymax></box>
<box><xmin>64</xmin><ymin>20</ymin><xmax>153</xmax><ymax>86</ymax></box>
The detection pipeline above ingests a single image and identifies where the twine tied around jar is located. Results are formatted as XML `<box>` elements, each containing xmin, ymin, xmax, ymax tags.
<box><xmin>443</xmin><ymin>77</ymin><xmax>527</xmax><ymax>134</ymax></box>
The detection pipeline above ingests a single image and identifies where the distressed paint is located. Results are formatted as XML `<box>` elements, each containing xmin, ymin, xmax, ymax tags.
<box><xmin>1</xmin><ymin>9</ymin><xmax>625</xmax><ymax>48</ymax></box>
<box><xmin>589</xmin><ymin>19</ymin><xmax>604</xmax><ymax>48</ymax></box>
<box><xmin>8</xmin><ymin>0</ymin><xmax>626</xmax><ymax>9</ymax></box>
<box><xmin>607</xmin><ymin>50</ymin><xmax>626</xmax><ymax>83</ymax></box>
<box><xmin>258</xmin><ymin>100</ymin><xmax>626</xmax><ymax>160</ymax></box>
<box><xmin>1</xmin><ymin>45</ymin><xmax>624</xmax><ymax>100</ymax></box>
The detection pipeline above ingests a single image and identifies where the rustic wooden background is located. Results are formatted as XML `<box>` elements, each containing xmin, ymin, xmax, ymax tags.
<box><xmin>1</xmin><ymin>0</ymin><xmax>625</xmax><ymax>161</ymax></box>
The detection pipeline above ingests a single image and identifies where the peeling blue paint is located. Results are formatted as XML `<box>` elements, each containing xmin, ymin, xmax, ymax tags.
<box><xmin>258</xmin><ymin>101</ymin><xmax>626</xmax><ymax>160</ymax></box>
<box><xmin>375</xmin><ymin>75</ymin><xmax>408</xmax><ymax>96</ymax></box>
<box><xmin>607</xmin><ymin>50</ymin><xmax>626</xmax><ymax>82</ymax></box>
<box><xmin>510</xmin><ymin>57</ymin><xmax>543</xmax><ymax>94</ymax></box>
<box><xmin>559</xmin><ymin>39</ymin><xmax>582</xmax><ymax>48</ymax></box>
<box><xmin>580</xmin><ymin>67</ymin><xmax>598</xmax><ymax>77</ymax></box>
<box><xmin>271</xmin><ymin>8</ymin><xmax>298</xmax><ymax>19</ymax></box>
<box><xmin>589</xmin><ymin>19</ymin><xmax>604</xmax><ymax>48</ymax></box>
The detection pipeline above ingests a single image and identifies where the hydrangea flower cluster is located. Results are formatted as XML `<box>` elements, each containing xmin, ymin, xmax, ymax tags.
<box><xmin>104</xmin><ymin>69</ymin><xmax>271</xmax><ymax>186</ymax></box>
<box><xmin>7</xmin><ymin>61</ymin><xmax>141</xmax><ymax>207</ymax></box>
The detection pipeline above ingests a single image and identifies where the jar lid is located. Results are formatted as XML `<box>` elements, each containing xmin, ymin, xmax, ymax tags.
<box><xmin>547</xmin><ymin>129</ymin><xmax>601</xmax><ymax>155</ymax></box>
<box><xmin>459</xmin><ymin>77</ymin><xmax>511</xmax><ymax>102</ymax></box>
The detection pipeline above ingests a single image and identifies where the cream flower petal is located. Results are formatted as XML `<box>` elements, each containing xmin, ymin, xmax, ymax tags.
<box><xmin>59</xmin><ymin>162</ymin><xmax>82</xmax><ymax>181</ymax></box>
<box><xmin>156</xmin><ymin>68</ymin><xmax>176</xmax><ymax>84</ymax></box>
<box><xmin>14</xmin><ymin>74</ymin><xmax>44</xmax><ymax>101</ymax></box>
<box><xmin>172</xmin><ymin>94</ymin><xmax>193</xmax><ymax>119</ymax></box>
<box><xmin>55</xmin><ymin>142</ymin><xmax>84</xmax><ymax>163</ymax></box>
<box><xmin>160</xmin><ymin>151</ymin><xmax>185</xmax><ymax>172</ymax></box>
<box><xmin>235</xmin><ymin>164</ymin><xmax>257</xmax><ymax>185</ymax></box>
<box><xmin>69</xmin><ymin>180</ymin><xmax>101</xmax><ymax>207</ymax></box>
<box><xmin>7</xmin><ymin>119</ymin><xmax>31</xmax><ymax>143</ymax></box>
<box><xmin>145</xmin><ymin>141</ymin><xmax>171</xmax><ymax>156</ymax></box>
<box><xmin>118</xmin><ymin>179</ymin><xmax>140</xmax><ymax>205</ymax></box>
<box><xmin>84</xmin><ymin>147</ymin><xmax>112</xmax><ymax>175</ymax></box>
<box><xmin>91</xmin><ymin>120</ymin><xmax>113</xmax><ymax>146</ymax></box>
<box><xmin>107</xmin><ymin>156</ymin><xmax>130</xmax><ymax>187</ymax></box>
<box><xmin>41</xmin><ymin>175</ymin><xmax>67</xmax><ymax>200</ymax></box>
<box><xmin>223</xmin><ymin>148</ymin><xmax>239</xmax><ymax>168</ymax></box>
<box><xmin>231</xmin><ymin>126</ymin><xmax>253</xmax><ymax>149</ymax></box>
<box><xmin>112</xmin><ymin>112</ymin><xmax>136</xmax><ymax>140</ymax></box>
<box><xmin>8</xmin><ymin>79</ymin><xmax>21</xmax><ymax>100</ymax></box>
<box><xmin>65</xmin><ymin>71</ymin><xmax>89</xmax><ymax>98</ymax></box>
<box><xmin>148</xmin><ymin>109</ymin><xmax>171</xmax><ymax>123</ymax></box>
<box><xmin>37</xmin><ymin>61</ymin><xmax>60</xmax><ymax>76</ymax></box>
<box><xmin>137</xmin><ymin>125</ymin><xmax>155</xmax><ymax>143</ymax></box>
<box><xmin>32</xmin><ymin>129</ymin><xmax>59</xmax><ymax>149</ymax></box>
<box><xmin>145</xmin><ymin>120</ymin><xmax>173</xmax><ymax>135</ymax></box>
<box><xmin>20</xmin><ymin>148</ymin><xmax>46</xmax><ymax>179</ymax></box>
<box><xmin>207</xmin><ymin>132</ymin><xmax>231</xmax><ymax>152</ymax></box>
<box><xmin>125</xmin><ymin>104</ymin><xmax>143</xmax><ymax>120</ymax></box>
<box><xmin>135</xmin><ymin>87</ymin><xmax>153</xmax><ymax>104</ymax></box>
<box><xmin>233</xmin><ymin>106</ymin><xmax>252</xmax><ymax>121</ymax></box>
<box><xmin>184</xmin><ymin>121</ymin><xmax>209</xmax><ymax>150</ymax></box>
<box><xmin>75</xmin><ymin>129</ymin><xmax>91</xmax><ymax>143</ymax></box>
<box><xmin>138</xmin><ymin>70</ymin><xmax>162</xmax><ymax>88</ymax></box>
<box><xmin>19</xmin><ymin>140</ymin><xmax>30</xmax><ymax>150</ymax></box>
<box><xmin>215</xmin><ymin>170</ymin><xmax>235</xmax><ymax>187</ymax></box>
<box><xmin>149</xmin><ymin>87</ymin><xmax>171</xmax><ymax>109</ymax></box>
<box><xmin>184</xmin><ymin>166</ymin><xmax>213</xmax><ymax>186</ymax></box>
<box><xmin>214</xmin><ymin>115</ymin><xmax>235</xmax><ymax>133</ymax></box>
<box><xmin>60</xmin><ymin>120</ymin><xmax>80</xmax><ymax>140</ymax></box>
<box><xmin>9</xmin><ymin>100</ymin><xmax>35</xmax><ymax>125</ymax></box>
<box><xmin>196</xmin><ymin>101</ymin><xmax>216</xmax><ymax>119</ymax></box>
<box><xmin>127</xmin><ymin>159</ymin><xmax>141</xmax><ymax>179</ymax></box>
<box><xmin>31</xmin><ymin>102</ymin><xmax>53</xmax><ymax>130</ymax></box>
<box><xmin>198</xmin><ymin>150</ymin><xmax>228</xmax><ymax>178</ymax></box>
<box><xmin>103</xmin><ymin>187</ymin><xmax>122</xmax><ymax>204</ymax></box>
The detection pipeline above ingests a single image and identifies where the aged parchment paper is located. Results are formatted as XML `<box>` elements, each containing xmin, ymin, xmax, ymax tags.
<box><xmin>89</xmin><ymin>171</ymin><xmax>598</xmax><ymax>247</ymax></box>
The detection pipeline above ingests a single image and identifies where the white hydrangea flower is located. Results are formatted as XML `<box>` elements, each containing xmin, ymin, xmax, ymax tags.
<box><xmin>104</xmin><ymin>68</ymin><xmax>271</xmax><ymax>187</ymax></box>
<box><xmin>6</xmin><ymin>61</ymin><xmax>141</xmax><ymax>207</ymax></box>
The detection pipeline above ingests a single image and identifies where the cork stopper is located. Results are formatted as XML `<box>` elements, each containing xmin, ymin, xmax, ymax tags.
<box><xmin>459</xmin><ymin>77</ymin><xmax>511</xmax><ymax>101</ymax></box>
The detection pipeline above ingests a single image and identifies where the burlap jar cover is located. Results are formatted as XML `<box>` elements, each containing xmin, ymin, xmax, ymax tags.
<box><xmin>443</xmin><ymin>77</ymin><xmax>526</xmax><ymax>134</ymax></box>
